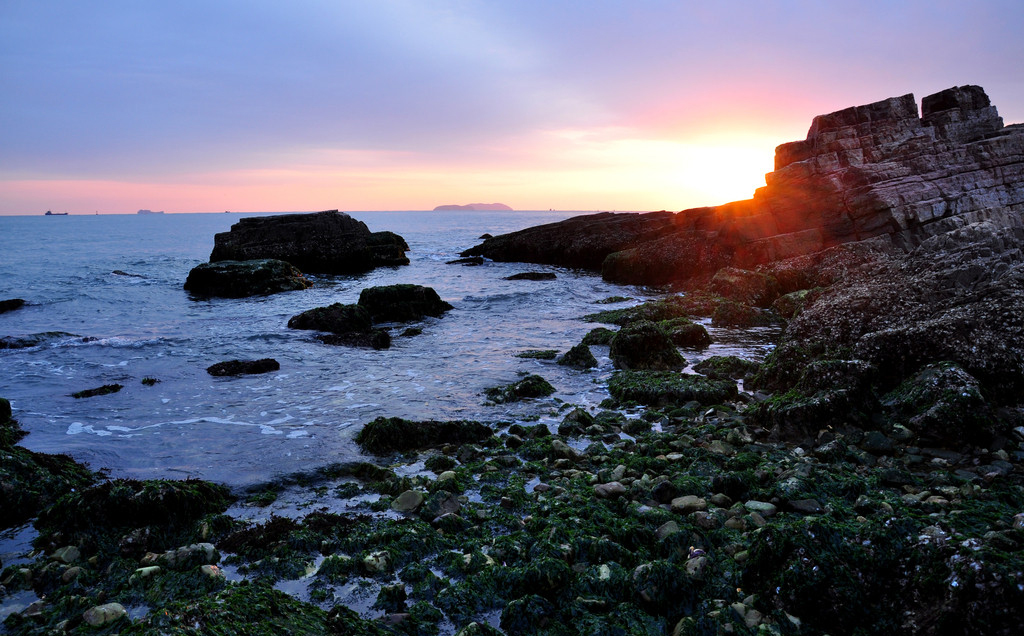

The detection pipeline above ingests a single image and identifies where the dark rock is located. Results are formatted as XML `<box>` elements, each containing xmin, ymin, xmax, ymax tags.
<box><xmin>609</xmin><ymin>321</ymin><xmax>685</xmax><ymax>370</ymax></box>
<box><xmin>658</xmin><ymin>318</ymin><xmax>711</xmax><ymax>349</ymax></box>
<box><xmin>184</xmin><ymin>259</ymin><xmax>311</xmax><ymax>298</ymax></box>
<box><xmin>771</xmin><ymin>289</ymin><xmax>817</xmax><ymax>319</ymax></box>
<box><xmin>485</xmin><ymin>374</ymin><xmax>555</xmax><ymax>403</ymax></box>
<box><xmin>651</xmin><ymin>480</ymin><xmax>679</xmax><ymax>504</ymax></box>
<box><xmin>557</xmin><ymin>343</ymin><xmax>597</xmax><ymax>369</ymax></box>
<box><xmin>206</xmin><ymin>358</ymin><xmax>280</xmax><ymax>376</ymax></box>
<box><xmin>317</xmin><ymin>329</ymin><xmax>391</xmax><ymax>349</ymax></box>
<box><xmin>581</xmin><ymin>327</ymin><xmax>615</xmax><ymax>345</ymax></box>
<box><xmin>288</xmin><ymin>303</ymin><xmax>373</xmax><ymax>334</ymax></box>
<box><xmin>357</xmin><ymin>284</ymin><xmax>452</xmax><ymax>322</ymax></box>
<box><xmin>210</xmin><ymin>210</ymin><xmax>409</xmax><ymax>274</ymax></box>
<box><xmin>0</xmin><ymin>298</ymin><xmax>25</xmax><ymax>314</ymax></box>
<box><xmin>355</xmin><ymin>417</ymin><xmax>493</xmax><ymax>454</ymax></box>
<box><xmin>447</xmin><ymin>256</ymin><xmax>484</xmax><ymax>265</ymax></box>
<box><xmin>504</xmin><ymin>272</ymin><xmax>557</xmax><ymax>281</ymax></box>
<box><xmin>881</xmin><ymin>362</ymin><xmax>996</xmax><ymax>445</ymax></box>
<box><xmin>786</xmin><ymin>499</ymin><xmax>824</xmax><ymax>515</ymax></box>
<box><xmin>708</xmin><ymin>267</ymin><xmax>780</xmax><ymax>308</ymax></box>
<box><xmin>607</xmin><ymin>371</ymin><xmax>738</xmax><ymax>407</ymax></box>
<box><xmin>711</xmin><ymin>300</ymin><xmax>777</xmax><ymax>328</ymax></box>
<box><xmin>70</xmin><ymin>384</ymin><xmax>123</xmax><ymax>399</ymax></box>
<box><xmin>558</xmin><ymin>408</ymin><xmax>594</xmax><ymax>436</ymax></box>
<box><xmin>692</xmin><ymin>356</ymin><xmax>760</xmax><ymax>381</ymax></box>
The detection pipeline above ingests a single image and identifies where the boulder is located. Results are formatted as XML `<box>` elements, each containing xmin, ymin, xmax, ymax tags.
<box><xmin>210</xmin><ymin>210</ymin><xmax>409</xmax><ymax>274</ymax></box>
<box><xmin>708</xmin><ymin>267</ymin><xmax>780</xmax><ymax>308</ymax></box>
<box><xmin>206</xmin><ymin>358</ymin><xmax>280</xmax><ymax>376</ymax></box>
<box><xmin>184</xmin><ymin>259</ymin><xmax>311</xmax><ymax>298</ymax></box>
<box><xmin>485</xmin><ymin>374</ymin><xmax>556</xmax><ymax>403</ymax></box>
<box><xmin>357</xmin><ymin>284</ymin><xmax>453</xmax><ymax>322</ymax></box>
<box><xmin>607</xmin><ymin>371</ymin><xmax>738</xmax><ymax>407</ymax></box>
<box><xmin>557</xmin><ymin>343</ymin><xmax>598</xmax><ymax>369</ymax></box>
<box><xmin>609</xmin><ymin>321</ymin><xmax>685</xmax><ymax>370</ymax></box>
<box><xmin>355</xmin><ymin>417</ymin><xmax>493</xmax><ymax>454</ymax></box>
<box><xmin>287</xmin><ymin>303</ymin><xmax>373</xmax><ymax>334</ymax></box>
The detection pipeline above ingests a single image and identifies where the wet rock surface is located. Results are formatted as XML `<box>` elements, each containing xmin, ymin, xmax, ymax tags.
<box><xmin>206</xmin><ymin>358</ymin><xmax>281</xmax><ymax>376</ymax></box>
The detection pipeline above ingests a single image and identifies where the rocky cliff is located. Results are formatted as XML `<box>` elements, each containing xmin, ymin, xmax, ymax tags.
<box><xmin>463</xmin><ymin>85</ymin><xmax>1024</xmax><ymax>286</ymax></box>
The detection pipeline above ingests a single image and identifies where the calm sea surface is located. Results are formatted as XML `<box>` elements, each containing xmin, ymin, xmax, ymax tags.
<box><xmin>0</xmin><ymin>211</ymin><xmax>775</xmax><ymax>487</ymax></box>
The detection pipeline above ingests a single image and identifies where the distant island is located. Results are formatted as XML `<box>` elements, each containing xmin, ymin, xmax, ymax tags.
<box><xmin>138</xmin><ymin>209</ymin><xmax>165</xmax><ymax>215</ymax></box>
<box><xmin>432</xmin><ymin>203</ymin><xmax>512</xmax><ymax>211</ymax></box>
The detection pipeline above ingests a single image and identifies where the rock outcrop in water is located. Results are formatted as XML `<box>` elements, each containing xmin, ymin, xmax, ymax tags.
<box><xmin>210</xmin><ymin>210</ymin><xmax>410</xmax><ymax>274</ymax></box>
<box><xmin>464</xmin><ymin>85</ymin><xmax>1024</xmax><ymax>285</ymax></box>
<box><xmin>183</xmin><ymin>259</ymin><xmax>312</xmax><ymax>298</ymax></box>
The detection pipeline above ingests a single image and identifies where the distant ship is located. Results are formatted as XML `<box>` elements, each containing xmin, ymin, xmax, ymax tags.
<box><xmin>137</xmin><ymin>209</ymin><xmax>165</xmax><ymax>215</ymax></box>
<box><xmin>44</xmin><ymin>210</ymin><xmax>68</xmax><ymax>216</ymax></box>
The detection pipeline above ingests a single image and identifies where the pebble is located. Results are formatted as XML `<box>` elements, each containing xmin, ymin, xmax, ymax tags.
<box><xmin>743</xmin><ymin>500</ymin><xmax>777</xmax><ymax>517</ymax></box>
<box><xmin>391</xmin><ymin>490</ymin><xmax>425</xmax><ymax>513</ymax></box>
<box><xmin>82</xmin><ymin>602</ymin><xmax>126</xmax><ymax>627</ymax></box>
<box><xmin>593</xmin><ymin>481</ymin><xmax>627</xmax><ymax>499</ymax></box>
<box><xmin>50</xmin><ymin>546</ymin><xmax>80</xmax><ymax>564</ymax></box>
<box><xmin>670</xmin><ymin>495</ymin><xmax>707</xmax><ymax>514</ymax></box>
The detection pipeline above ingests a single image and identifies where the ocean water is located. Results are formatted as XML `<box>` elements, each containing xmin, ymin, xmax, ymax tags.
<box><xmin>0</xmin><ymin>211</ymin><xmax>776</xmax><ymax>487</ymax></box>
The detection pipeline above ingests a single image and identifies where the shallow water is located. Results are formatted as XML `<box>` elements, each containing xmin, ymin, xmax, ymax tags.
<box><xmin>0</xmin><ymin>211</ymin><xmax>776</xmax><ymax>487</ymax></box>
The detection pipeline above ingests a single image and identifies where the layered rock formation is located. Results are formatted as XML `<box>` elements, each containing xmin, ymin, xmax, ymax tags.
<box><xmin>463</xmin><ymin>85</ymin><xmax>1024</xmax><ymax>286</ymax></box>
<box><xmin>210</xmin><ymin>210</ymin><xmax>409</xmax><ymax>274</ymax></box>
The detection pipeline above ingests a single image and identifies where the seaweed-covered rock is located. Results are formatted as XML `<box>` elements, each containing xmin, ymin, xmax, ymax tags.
<box><xmin>584</xmin><ymin>297</ymin><xmax>694</xmax><ymax>326</ymax></box>
<box><xmin>692</xmin><ymin>356</ymin><xmax>760</xmax><ymax>381</ymax></box>
<box><xmin>711</xmin><ymin>300</ymin><xmax>777</xmax><ymax>328</ymax></box>
<box><xmin>708</xmin><ymin>267</ymin><xmax>780</xmax><ymax>308</ymax></box>
<box><xmin>206</xmin><ymin>358</ymin><xmax>280</xmax><ymax>376</ymax></box>
<box><xmin>771</xmin><ymin>288</ymin><xmax>817</xmax><ymax>319</ymax></box>
<box><xmin>35</xmin><ymin>478</ymin><xmax>233</xmax><ymax>543</ymax></box>
<box><xmin>210</xmin><ymin>210</ymin><xmax>409</xmax><ymax>274</ymax></box>
<box><xmin>581</xmin><ymin>327</ymin><xmax>615</xmax><ymax>345</ymax></box>
<box><xmin>608</xmin><ymin>371</ymin><xmax>738</xmax><ymax>407</ymax></box>
<box><xmin>355</xmin><ymin>417</ymin><xmax>493</xmax><ymax>454</ymax></box>
<box><xmin>1</xmin><ymin>410</ymin><xmax>96</xmax><ymax>529</ymax></box>
<box><xmin>357</xmin><ymin>284</ymin><xmax>453</xmax><ymax>322</ymax></box>
<box><xmin>558</xmin><ymin>408</ymin><xmax>595</xmax><ymax>436</ymax></box>
<box><xmin>0</xmin><ymin>298</ymin><xmax>26</xmax><ymax>314</ymax></box>
<box><xmin>184</xmin><ymin>259</ymin><xmax>311</xmax><ymax>298</ymax></box>
<box><xmin>882</xmin><ymin>362</ymin><xmax>996</xmax><ymax>445</ymax></box>
<box><xmin>557</xmin><ymin>343</ymin><xmax>597</xmax><ymax>369</ymax></box>
<box><xmin>317</xmin><ymin>330</ymin><xmax>391</xmax><ymax>350</ymax></box>
<box><xmin>485</xmin><ymin>374</ymin><xmax>556</xmax><ymax>403</ymax></box>
<box><xmin>658</xmin><ymin>318</ymin><xmax>711</xmax><ymax>349</ymax></box>
<box><xmin>609</xmin><ymin>321</ymin><xmax>685</xmax><ymax>370</ymax></box>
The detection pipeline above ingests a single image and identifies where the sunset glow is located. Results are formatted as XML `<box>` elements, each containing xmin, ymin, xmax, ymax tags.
<box><xmin>2</xmin><ymin>1</ymin><xmax>1022</xmax><ymax>215</ymax></box>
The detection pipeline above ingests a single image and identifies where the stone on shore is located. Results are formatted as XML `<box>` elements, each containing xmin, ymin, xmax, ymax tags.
<box><xmin>82</xmin><ymin>603</ymin><xmax>127</xmax><ymax>627</ymax></box>
<box><xmin>609</xmin><ymin>321</ymin><xmax>685</xmax><ymax>370</ymax></box>
<box><xmin>184</xmin><ymin>259</ymin><xmax>311</xmax><ymax>298</ymax></box>
<box><xmin>355</xmin><ymin>417</ymin><xmax>493</xmax><ymax>454</ymax></box>
<box><xmin>210</xmin><ymin>210</ymin><xmax>409</xmax><ymax>274</ymax></box>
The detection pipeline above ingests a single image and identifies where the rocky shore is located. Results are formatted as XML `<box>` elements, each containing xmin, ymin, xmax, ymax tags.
<box><xmin>3</xmin><ymin>86</ymin><xmax>1023</xmax><ymax>635</ymax></box>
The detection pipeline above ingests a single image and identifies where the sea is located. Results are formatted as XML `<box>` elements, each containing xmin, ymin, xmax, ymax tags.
<box><xmin>0</xmin><ymin>210</ymin><xmax>777</xmax><ymax>489</ymax></box>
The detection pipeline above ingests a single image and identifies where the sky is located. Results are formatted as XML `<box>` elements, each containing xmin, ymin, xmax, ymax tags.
<box><xmin>2</xmin><ymin>1</ymin><xmax>1023</xmax><ymax>215</ymax></box>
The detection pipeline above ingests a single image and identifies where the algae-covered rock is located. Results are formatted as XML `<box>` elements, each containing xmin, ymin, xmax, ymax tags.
<box><xmin>557</xmin><ymin>343</ymin><xmax>597</xmax><ymax>369</ymax></box>
<box><xmin>485</xmin><ymin>374</ymin><xmax>555</xmax><ymax>403</ymax></box>
<box><xmin>355</xmin><ymin>417</ymin><xmax>493</xmax><ymax>454</ymax></box>
<box><xmin>772</xmin><ymin>288</ymin><xmax>817</xmax><ymax>319</ymax></box>
<box><xmin>608</xmin><ymin>371</ymin><xmax>737</xmax><ymax>407</ymax></box>
<box><xmin>582</xmin><ymin>327</ymin><xmax>615</xmax><ymax>345</ymax></box>
<box><xmin>658</xmin><ymin>318</ymin><xmax>711</xmax><ymax>349</ymax></box>
<box><xmin>709</xmin><ymin>267</ymin><xmax>780</xmax><ymax>308</ymax></box>
<box><xmin>882</xmin><ymin>361</ymin><xmax>996</xmax><ymax>445</ymax></box>
<box><xmin>184</xmin><ymin>259</ymin><xmax>311</xmax><ymax>298</ymax></box>
<box><xmin>711</xmin><ymin>300</ymin><xmax>778</xmax><ymax>328</ymax></box>
<box><xmin>609</xmin><ymin>321</ymin><xmax>685</xmax><ymax>370</ymax></box>
<box><xmin>558</xmin><ymin>408</ymin><xmax>594</xmax><ymax>436</ymax></box>
<box><xmin>35</xmin><ymin>478</ymin><xmax>233</xmax><ymax>542</ymax></box>
<box><xmin>692</xmin><ymin>356</ymin><xmax>760</xmax><ymax>381</ymax></box>
<box><xmin>357</xmin><ymin>284</ymin><xmax>453</xmax><ymax>322</ymax></box>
